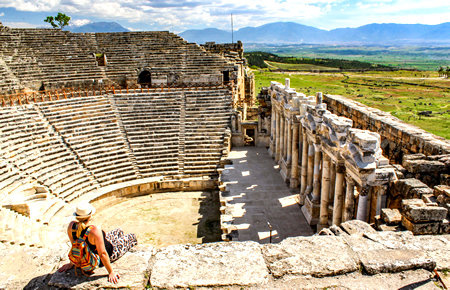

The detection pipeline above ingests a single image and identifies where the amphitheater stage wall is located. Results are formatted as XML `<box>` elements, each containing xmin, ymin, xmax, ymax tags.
<box><xmin>83</xmin><ymin>177</ymin><xmax>218</xmax><ymax>207</ymax></box>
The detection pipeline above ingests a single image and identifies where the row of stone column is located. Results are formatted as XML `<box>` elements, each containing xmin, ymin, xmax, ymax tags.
<box><xmin>271</xmin><ymin>105</ymin><xmax>378</xmax><ymax>228</ymax></box>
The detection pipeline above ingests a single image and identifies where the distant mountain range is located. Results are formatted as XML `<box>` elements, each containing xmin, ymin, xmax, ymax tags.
<box><xmin>68</xmin><ymin>22</ymin><xmax>129</xmax><ymax>33</ymax></box>
<box><xmin>180</xmin><ymin>22</ymin><xmax>450</xmax><ymax>45</ymax></box>
<box><xmin>66</xmin><ymin>21</ymin><xmax>450</xmax><ymax>45</ymax></box>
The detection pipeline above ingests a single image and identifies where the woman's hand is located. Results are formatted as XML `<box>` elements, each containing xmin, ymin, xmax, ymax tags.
<box><xmin>108</xmin><ymin>271</ymin><xmax>120</xmax><ymax>284</ymax></box>
<box><xmin>57</xmin><ymin>263</ymin><xmax>74</xmax><ymax>272</ymax></box>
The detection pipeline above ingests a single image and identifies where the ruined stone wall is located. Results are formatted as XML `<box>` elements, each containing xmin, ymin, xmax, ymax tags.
<box><xmin>201</xmin><ymin>40</ymin><xmax>256</xmax><ymax>108</ymax></box>
<box><xmin>201</xmin><ymin>41</ymin><xmax>244</xmax><ymax>59</ymax></box>
<box><xmin>268</xmin><ymin>80</ymin><xmax>449</xmax><ymax>234</ymax></box>
<box><xmin>323</xmin><ymin>94</ymin><xmax>450</xmax><ymax>161</ymax></box>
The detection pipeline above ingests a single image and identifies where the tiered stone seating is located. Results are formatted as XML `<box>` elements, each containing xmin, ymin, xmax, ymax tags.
<box><xmin>0</xmin><ymin>29</ymin><xmax>104</xmax><ymax>92</ymax></box>
<box><xmin>184</xmin><ymin>89</ymin><xmax>232</xmax><ymax>176</ymax></box>
<box><xmin>0</xmin><ymin>206</ymin><xmax>65</xmax><ymax>247</ymax></box>
<box><xmin>111</xmin><ymin>92</ymin><xmax>182</xmax><ymax>178</ymax></box>
<box><xmin>37</xmin><ymin>96</ymin><xmax>139</xmax><ymax>186</ymax></box>
<box><xmin>0</xmin><ymin>105</ymin><xmax>99</xmax><ymax>202</ymax></box>
<box><xmin>0</xmin><ymin>29</ymin><xmax>234</xmax><ymax>94</ymax></box>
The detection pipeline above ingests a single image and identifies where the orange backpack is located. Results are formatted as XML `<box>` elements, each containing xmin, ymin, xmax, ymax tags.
<box><xmin>68</xmin><ymin>226</ymin><xmax>100</xmax><ymax>276</ymax></box>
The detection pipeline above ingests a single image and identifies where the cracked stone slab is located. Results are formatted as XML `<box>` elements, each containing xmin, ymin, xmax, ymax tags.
<box><xmin>411</xmin><ymin>235</ymin><xmax>450</xmax><ymax>270</ymax></box>
<box><xmin>358</xmin><ymin>249</ymin><xmax>435</xmax><ymax>274</ymax></box>
<box><xmin>344</xmin><ymin>233</ymin><xmax>437</xmax><ymax>274</ymax></box>
<box><xmin>340</xmin><ymin>220</ymin><xmax>377</xmax><ymax>236</ymax></box>
<box><xmin>149</xmin><ymin>241</ymin><xmax>269</xmax><ymax>288</ymax></box>
<box><xmin>261</xmin><ymin>235</ymin><xmax>359</xmax><ymax>278</ymax></box>
<box><xmin>48</xmin><ymin>245</ymin><xmax>153</xmax><ymax>289</ymax></box>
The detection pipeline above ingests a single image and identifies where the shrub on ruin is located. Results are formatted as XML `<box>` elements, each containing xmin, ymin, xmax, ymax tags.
<box><xmin>44</xmin><ymin>13</ymin><xmax>71</xmax><ymax>30</ymax></box>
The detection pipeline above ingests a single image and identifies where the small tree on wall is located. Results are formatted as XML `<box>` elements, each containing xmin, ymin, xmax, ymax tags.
<box><xmin>44</xmin><ymin>13</ymin><xmax>71</xmax><ymax>30</ymax></box>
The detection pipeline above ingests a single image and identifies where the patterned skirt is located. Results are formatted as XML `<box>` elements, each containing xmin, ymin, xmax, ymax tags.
<box><xmin>105</xmin><ymin>228</ymin><xmax>138</xmax><ymax>262</ymax></box>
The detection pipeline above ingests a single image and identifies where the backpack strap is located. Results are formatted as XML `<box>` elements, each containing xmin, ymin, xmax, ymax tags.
<box><xmin>81</xmin><ymin>226</ymin><xmax>92</xmax><ymax>241</ymax></box>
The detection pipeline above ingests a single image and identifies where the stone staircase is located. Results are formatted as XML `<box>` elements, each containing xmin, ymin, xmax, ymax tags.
<box><xmin>111</xmin><ymin>92</ymin><xmax>182</xmax><ymax>178</ymax></box>
<box><xmin>0</xmin><ymin>206</ymin><xmax>65</xmax><ymax>247</ymax></box>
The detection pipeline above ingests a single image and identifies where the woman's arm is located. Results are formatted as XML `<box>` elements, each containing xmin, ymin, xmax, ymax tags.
<box><xmin>91</xmin><ymin>225</ymin><xmax>120</xmax><ymax>284</ymax></box>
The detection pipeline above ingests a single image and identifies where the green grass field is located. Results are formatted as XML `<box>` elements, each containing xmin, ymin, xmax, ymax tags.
<box><xmin>245</xmin><ymin>44</ymin><xmax>450</xmax><ymax>71</ymax></box>
<box><xmin>265</xmin><ymin>61</ymin><xmax>339</xmax><ymax>71</ymax></box>
<box><xmin>253</xmin><ymin>69</ymin><xmax>450</xmax><ymax>139</ymax></box>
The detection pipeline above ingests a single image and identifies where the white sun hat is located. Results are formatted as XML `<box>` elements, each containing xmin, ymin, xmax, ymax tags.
<box><xmin>74</xmin><ymin>201</ymin><xmax>96</xmax><ymax>219</ymax></box>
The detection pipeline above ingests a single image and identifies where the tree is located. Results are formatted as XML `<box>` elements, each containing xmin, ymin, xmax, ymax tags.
<box><xmin>44</xmin><ymin>13</ymin><xmax>71</xmax><ymax>30</ymax></box>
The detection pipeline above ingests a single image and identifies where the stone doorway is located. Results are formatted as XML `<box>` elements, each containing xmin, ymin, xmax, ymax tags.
<box><xmin>138</xmin><ymin>70</ymin><xmax>152</xmax><ymax>87</ymax></box>
<box><xmin>245</xmin><ymin>128</ymin><xmax>255</xmax><ymax>146</ymax></box>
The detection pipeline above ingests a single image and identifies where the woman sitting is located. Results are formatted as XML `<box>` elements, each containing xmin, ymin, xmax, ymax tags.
<box><xmin>58</xmin><ymin>201</ymin><xmax>138</xmax><ymax>284</ymax></box>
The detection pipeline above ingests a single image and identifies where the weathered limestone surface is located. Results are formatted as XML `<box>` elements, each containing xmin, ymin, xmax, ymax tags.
<box><xmin>381</xmin><ymin>208</ymin><xmax>402</xmax><ymax>225</ymax></box>
<box><xmin>340</xmin><ymin>220</ymin><xmax>377</xmax><ymax>236</ymax></box>
<box><xmin>402</xmin><ymin>199</ymin><xmax>447</xmax><ymax>222</ymax></box>
<box><xmin>262</xmin><ymin>235</ymin><xmax>359</xmax><ymax>278</ymax></box>
<box><xmin>3</xmin><ymin>222</ymin><xmax>450</xmax><ymax>289</ymax></box>
<box><xmin>412</xmin><ymin>235</ymin><xmax>450</xmax><ymax>270</ymax></box>
<box><xmin>149</xmin><ymin>241</ymin><xmax>269</xmax><ymax>288</ymax></box>
<box><xmin>0</xmin><ymin>243</ymin><xmax>68</xmax><ymax>290</ymax></box>
<box><xmin>401</xmin><ymin>216</ymin><xmax>441</xmax><ymax>235</ymax></box>
<box><xmin>345</xmin><ymin>232</ymin><xmax>436</xmax><ymax>274</ymax></box>
<box><xmin>48</xmin><ymin>245</ymin><xmax>153</xmax><ymax>289</ymax></box>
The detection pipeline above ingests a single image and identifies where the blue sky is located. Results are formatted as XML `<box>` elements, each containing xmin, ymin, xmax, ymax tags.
<box><xmin>0</xmin><ymin>0</ymin><xmax>449</xmax><ymax>32</ymax></box>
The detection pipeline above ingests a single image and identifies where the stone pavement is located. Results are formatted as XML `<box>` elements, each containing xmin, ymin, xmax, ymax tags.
<box><xmin>221</xmin><ymin>147</ymin><xmax>313</xmax><ymax>243</ymax></box>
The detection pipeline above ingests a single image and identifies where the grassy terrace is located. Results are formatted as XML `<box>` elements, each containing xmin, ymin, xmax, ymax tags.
<box><xmin>254</xmin><ymin>70</ymin><xmax>450</xmax><ymax>139</ymax></box>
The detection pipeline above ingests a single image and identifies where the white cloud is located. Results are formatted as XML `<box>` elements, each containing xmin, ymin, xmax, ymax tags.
<box><xmin>70</xmin><ymin>18</ymin><xmax>91</xmax><ymax>26</ymax></box>
<box><xmin>0</xmin><ymin>12</ymin><xmax>4</xmax><ymax>17</ymax></box>
<box><xmin>0</xmin><ymin>0</ymin><xmax>448</xmax><ymax>31</ymax></box>
<box><xmin>3</xmin><ymin>21</ymin><xmax>39</xmax><ymax>28</ymax></box>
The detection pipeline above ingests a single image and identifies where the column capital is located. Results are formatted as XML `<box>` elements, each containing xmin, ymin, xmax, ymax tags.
<box><xmin>336</xmin><ymin>163</ymin><xmax>346</xmax><ymax>174</ymax></box>
<box><xmin>359</xmin><ymin>185</ymin><xmax>371</xmax><ymax>196</ymax></box>
<box><xmin>322</xmin><ymin>153</ymin><xmax>331</xmax><ymax>163</ymax></box>
<box><xmin>345</xmin><ymin>175</ymin><xmax>355</xmax><ymax>185</ymax></box>
<box><xmin>312</xmin><ymin>142</ymin><xmax>321</xmax><ymax>152</ymax></box>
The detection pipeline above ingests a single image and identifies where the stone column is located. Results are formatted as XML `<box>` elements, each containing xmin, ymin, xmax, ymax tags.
<box><xmin>305</xmin><ymin>142</ymin><xmax>315</xmax><ymax>195</ymax></box>
<box><xmin>375</xmin><ymin>187</ymin><xmax>387</xmax><ymax>216</ymax></box>
<box><xmin>342</xmin><ymin>176</ymin><xmax>355</xmax><ymax>222</ymax></box>
<box><xmin>298</xmin><ymin>125</ymin><xmax>303</xmax><ymax>166</ymax></box>
<box><xmin>332</xmin><ymin>165</ymin><xmax>345</xmax><ymax>226</ymax></box>
<box><xmin>270</xmin><ymin>103</ymin><xmax>275</xmax><ymax>140</ymax></box>
<box><xmin>312</xmin><ymin>143</ymin><xmax>322</xmax><ymax>202</ymax></box>
<box><xmin>283</xmin><ymin>118</ymin><xmax>289</xmax><ymax>161</ymax></box>
<box><xmin>279</xmin><ymin>114</ymin><xmax>285</xmax><ymax>163</ymax></box>
<box><xmin>356</xmin><ymin>186</ymin><xmax>371</xmax><ymax>222</ymax></box>
<box><xmin>300</xmin><ymin>133</ymin><xmax>308</xmax><ymax>204</ymax></box>
<box><xmin>286</xmin><ymin>119</ymin><xmax>292</xmax><ymax>164</ymax></box>
<box><xmin>329</xmin><ymin>162</ymin><xmax>336</xmax><ymax>202</ymax></box>
<box><xmin>290</xmin><ymin>122</ymin><xmax>299</xmax><ymax>188</ymax></box>
<box><xmin>319</xmin><ymin>155</ymin><xmax>331</xmax><ymax>229</ymax></box>
<box><xmin>275</xmin><ymin>110</ymin><xmax>281</xmax><ymax>162</ymax></box>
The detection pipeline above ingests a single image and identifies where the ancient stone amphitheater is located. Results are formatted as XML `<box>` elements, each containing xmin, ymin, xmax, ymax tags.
<box><xmin>0</xmin><ymin>24</ymin><xmax>449</xmax><ymax>289</ymax></box>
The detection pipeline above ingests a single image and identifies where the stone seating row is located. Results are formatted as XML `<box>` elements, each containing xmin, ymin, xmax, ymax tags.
<box><xmin>0</xmin><ymin>105</ymin><xmax>101</xmax><ymax>202</ymax></box>
<box><xmin>0</xmin><ymin>206</ymin><xmax>67</xmax><ymax>247</ymax></box>
<box><xmin>1</xmin><ymin>88</ymin><xmax>231</xmax><ymax>227</ymax></box>
<box><xmin>0</xmin><ymin>28</ymin><xmax>233</xmax><ymax>94</ymax></box>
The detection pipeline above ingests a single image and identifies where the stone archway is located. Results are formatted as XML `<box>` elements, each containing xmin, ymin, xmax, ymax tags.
<box><xmin>138</xmin><ymin>70</ymin><xmax>152</xmax><ymax>87</ymax></box>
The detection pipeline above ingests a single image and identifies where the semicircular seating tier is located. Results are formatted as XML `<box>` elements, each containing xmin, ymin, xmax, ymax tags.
<box><xmin>0</xmin><ymin>88</ymin><xmax>232</xmax><ymax>247</ymax></box>
<box><xmin>0</xmin><ymin>28</ymin><xmax>234</xmax><ymax>94</ymax></box>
